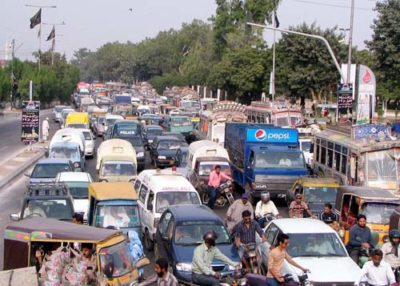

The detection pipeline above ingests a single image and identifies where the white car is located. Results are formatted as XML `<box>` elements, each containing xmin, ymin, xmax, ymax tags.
<box><xmin>75</xmin><ymin>128</ymin><xmax>95</xmax><ymax>158</ymax></box>
<box><xmin>134</xmin><ymin>169</ymin><xmax>201</xmax><ymax>250</ymax></box>
<box><xmin>299</xmin><ymin>138</ymin><xmax>313</xmax><ymax>166</ymax></box>
<box><xmin>257</xmin><ymin>218</ymin><xmax>361</xmax><ymax>284</ymax></box>
<box><xmin>55</xmin><ymin>171</ymin><xmax>93</xmax><ymax>221</ymax></box>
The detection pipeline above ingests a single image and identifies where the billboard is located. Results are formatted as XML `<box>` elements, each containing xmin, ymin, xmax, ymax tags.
<box><xmin>356</xmin><ymin>65</ymin><xmax>376</xmax><ymax>125</ymax></box>
<box><xmin>337</xmin><ymin>83</ymin><xmax>353</xmax><ymax>119</ymax></box>
<box><xmin>246</xmin><ymin>128</ymin><xmax>298</xmax><ymax>144</ymax></box>
<box><xmin>21</xmin><ymin>101</ymin><xmax>40</xmax><ymax>144</ymax></box>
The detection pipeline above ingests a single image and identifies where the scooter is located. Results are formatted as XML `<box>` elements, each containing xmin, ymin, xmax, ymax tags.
<box><xmin>242</xmin><ymin>243</ymin><xmax>261</xmax><ymax>274</ymax></box>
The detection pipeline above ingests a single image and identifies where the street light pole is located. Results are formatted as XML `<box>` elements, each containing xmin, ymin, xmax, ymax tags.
<box><xmin>25</xmin><ymin>4</ymin><xmax>56</xmax><ymax>71</ymax></box>
<box><xmin>271</xmin><ymin>10</ymin><xmax>276</xmax><ymax>102</ymax></box>
<box><xmin>346</xmin><ymin>0</ymin><xmax>355</xmax><ymax>84</ymax></box>
<box><xmin>247</xmin><ymin>22</ymin><xmax>346</xmax><ymax>82</ymax></box>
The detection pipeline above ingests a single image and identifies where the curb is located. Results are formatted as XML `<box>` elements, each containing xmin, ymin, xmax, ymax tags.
<box><xmin>0</xmin><ymin>150</ymin><xmax>45</xmax><ymax>190</ymax></box>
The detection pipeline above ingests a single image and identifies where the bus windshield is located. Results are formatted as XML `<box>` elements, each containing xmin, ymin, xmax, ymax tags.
<box><xmin>366</xmin><ymin>150</ymin><xmax>398</xmax><ymax>189</ymax></box>
<box><xmin>255</xmin><ymin>151</ymin><xmax>306</xmax><ymax>169</ymax></box>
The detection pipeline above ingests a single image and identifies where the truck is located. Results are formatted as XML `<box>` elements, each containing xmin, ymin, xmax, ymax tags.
<box><xmin>225</xmin><ymin>123</ymin><xmax>308</xmax><ymax>202</ymax></box>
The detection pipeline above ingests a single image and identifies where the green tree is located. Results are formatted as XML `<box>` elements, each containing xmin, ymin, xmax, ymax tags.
<box><xmin>367</xmin><ymin>0</ymin><xmax>400</xmax><ymax>100</ymax></box>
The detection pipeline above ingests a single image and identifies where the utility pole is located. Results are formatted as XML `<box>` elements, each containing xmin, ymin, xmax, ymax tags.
<box><xmin>346</xmin><ymin>0</ymin><xmax>355</xmax><ymax>84</ymax></box>
<box><xmin>10</xmin><ymin>39</ymin><xmax>15</xmax><ymax>109</ymax></box>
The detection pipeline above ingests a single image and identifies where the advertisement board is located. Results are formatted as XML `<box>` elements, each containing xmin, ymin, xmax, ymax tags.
<box><xmin>246</xmin><ymin>128</ymin><xmax>298</xmax><ymax>144</ymax></box>
<box><xmin>21</xmin><ymin>101</ymin><xmax>40</xmax><ymax>144</ymax></box>
<box><xmin>356</xmin><ymin>65</ymin><xmax>376</xmax><ymax>125</ymax></box>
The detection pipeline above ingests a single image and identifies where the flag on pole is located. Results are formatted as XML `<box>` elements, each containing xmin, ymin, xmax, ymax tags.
<box><xmin>274</xmin><ymin>11</ymin><xmax>280</xmax><ymax>28</ymax></box>
<box><xmin>30</xmin><ymin>9</ymin><xmax>41</xmax><ymax>29</ymax></box>
<box><xmin>46</xmin><ymin>26</ymin><xmax>55</xmax><ymax>41</ymax></box>
<box><xmin>52</xmin><ymin>38</ymin><xmax>55</xmax><ymax>51</ymax></box>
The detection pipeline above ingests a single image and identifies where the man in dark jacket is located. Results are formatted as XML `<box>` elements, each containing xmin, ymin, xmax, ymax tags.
<box><xmin>347</xmin><ymin>214</ymin><xmax>374</xmax><ymax>264</ymax></box>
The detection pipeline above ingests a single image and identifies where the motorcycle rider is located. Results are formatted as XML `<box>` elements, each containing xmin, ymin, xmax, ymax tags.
<box><xmin>226</xmin><ymin>193</ymin><xmax>254</xmax><ymax>234</ymax></box>
<box><xmin>192</xmin><ymin>231</ymin><xmax>240</xmax><ymax>286</ymax></box>
<box><xmin>255</xmin><ymin>192</ymin><xmax>279</xmax><ymax>228</ymax></box>
<box><xmin>234</xmin><ymin>210</ymin><xmax>266</xmax><ymax>273</ymax></box>
<box><xmin>347</xmin><ymin>214</ymin><xmax>374</xmax><ymax>265</ymax></box>
<box><xmin>267</xmin><ymin>233</ymin><xmax>309</xmax><ymax>286</ymax></box>
<box><xmin>207</xmin><ymin>165</ymin><xmax>232</xmax><ymax>209</ymax></box>
<box><xmin>382</xmin><ymin>229</ymin><xmax>400</xmax><ymax>271</ymax></box>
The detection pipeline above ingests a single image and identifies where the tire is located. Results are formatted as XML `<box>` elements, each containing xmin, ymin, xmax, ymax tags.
<box><xmin>201</xmin><ymin>192</ymin><xmax>209</xmax><ymax>205</ymax></box>
<box><xmin>144</xmin><ymin>229</ymin><xmax>154</xmax><ymax>251</ymax></box>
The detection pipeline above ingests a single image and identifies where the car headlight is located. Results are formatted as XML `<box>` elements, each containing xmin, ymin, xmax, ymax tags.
<box><xmin>74</xmin><ymin>162</ymin><xmax>80</xmax><ymax>168</ymax></box>
<box><xmin>158</xmin><ymin>156</ymin><xmax>166</xmax><ymax>160</ymax></box>
<box><xmin>137</xmin><ymin>152</ymin><xmax>144</xmax><ymax>157</ymax></box>
<box><xmin>176</xmin><ymin>263</ymin><xmax>192</xmax><ymax>272</ymax></box>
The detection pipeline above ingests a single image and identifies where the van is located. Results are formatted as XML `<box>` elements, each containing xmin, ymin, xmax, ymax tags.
<box><xmin>134</xmin><ymin>169</ymin><xmax>201</xmax><ymax>250</ymax></box>
<box><xmin>97</xmin><ymin>139</ymin><xmax>137</xmax><ymax>182</ymax></box>
<box><xmin>49</xmin><ymin>141</ymin><xmax>85</xmax><ymax>171</ymax></box>
<box><xmin>105</xmin><ymin>114</ymin><xmax>124</xmax><ymax>132</ymax></box>
<box><xmin>187</xmin><ymin>140</ymin><xmax>229</xmax><ymax>171</ymax></box>
<box><xmin>65</xmin><ymin>112</ymin><xmax>90</xmax><ymax>129</ymax></box>
<box><xmin>50</xmin><ymin>128</ymin><xmax>86</xmax><ymax>157</ymax></box>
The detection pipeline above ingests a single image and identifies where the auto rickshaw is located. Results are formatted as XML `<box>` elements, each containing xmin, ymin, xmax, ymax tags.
<box><xmin>334</xmin><ymin>186</ymin><xmax>400</xmax><ymax>246</ymax></box>
<box><xmin>88</xmin><ymin>182</ymin><xmax>141</xmax><ymax>235</ymax></box>
<box><xmin>3</xmin><ymin>217</ymin><xmax>149</xmax><ymax>285</ymax></box>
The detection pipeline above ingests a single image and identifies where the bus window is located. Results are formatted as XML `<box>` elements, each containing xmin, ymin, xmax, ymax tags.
<box><xmin>341</xmin><ymin>155</ymin><xmax>347</xmax><ymax>175</ymax></box>
<box><xmin>321</xmin><ymin>146</ymin><xmax>326</xmax><ymax>164</ymax></box>
<box><xmin>335</xmin><ymin>152</ymin><xmax>341</xmax><ymax>172</ymax></box>
<box><xmin>327</xmin><ymin>149</ymin><xmax>333</xmax><ymax>168</ymax></box>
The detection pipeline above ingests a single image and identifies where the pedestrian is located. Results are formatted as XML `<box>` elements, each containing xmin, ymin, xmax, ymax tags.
<box><xmin>225</xmin><ymin>193</ymin><xmax>254</xmax><ymax>234</ymax></box>
<box><xmin>138</xmin><ymin>257</ymin><xmax>178</xmax><ymax>286</ymax></box>
<box><xmin>42</xmin><ymin>117</ymin><xmax>50</xmax><ymax>142</ymax></box>
<box><xmin>289</xmin><ymin>194</ymin><xmax>312</xmax><ymax>218</ymax></box>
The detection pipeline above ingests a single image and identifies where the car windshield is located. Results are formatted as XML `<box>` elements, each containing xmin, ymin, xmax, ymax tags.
<box><xmin>31</xmin><ymin>163</ymin><xmax>70</xmax><ymax>178</ymax></box>
<box><xmin>116</xmin><ymin>124</ymin><xmax>139</xmax><ymax>136</ymax></box>
<box><xmin>82</xmin><ymin>131</ymin><xmax>92</xmax><ymax>140</ymax></box>
<box><xmin>171</xmin><ymin>117</ymin><xmax>190</xmax><ymax>126</ymax></box>
<box><xmin>68</xmin><ymin>123</ymin><xmax>87</xmax><ymax>129</ymax></box>
<box><xmin>100</xmin><ymin>162</ymin><xmax>137</xmax><ymax>177</ymax></box>
<box><xmin>301</xmin><ymin>141</ymin><xmax>312</xmax><ymax>152</ymax></box>
<box><xmin>165</xmin><ymin>133</ymin><xmax>186</xmax><ymax>142</ymax></box>
<box><xmin>367</xmin><ymin>150</ymin><xmax>398</xmax><ymax>189</ymax></box>
<box><xmin>303</xmin><ymin>187</ymin><xmax>337</xmax><ymax>204</ymax></box>
<box><xmin>360</xmin><ymin>203</ymin><xmax>398</xmax><ymax>225</ymax></box>
<box><xmin>147</xmin><ymin>128</ymin><xmax>163</xmax><ymax>136</ymax></box>
<box><xmin>99</xmin><ymin>241</ymin><xmax>133</xmax><ymax>278</ymax></box>
<box><xmin>55</xmin><ymin>106</ymin><xmax>64</xmax><ymax>112</ymax></box>
<box><xmin>276</xmin><ymin>117</ymin><xmax>289</xmax><ymax>127</ymax></box>
<box><xmin>98</xmin><ymin>117</ymin><xmax>106</xmax><ymax>124</ymax></box>
<box><xmin>95</xmin><ymin>205</ymin><xmax>140</xmax><ymax>229</ymax></box>
<box><xmin>286</xmin><ymin>233</ymin><xmax>347</xmax><ymax>258</ymax></box>
<box><xmin>23</xmin><ymin>199</ymin><xmax>72</xmax><ymax>220</ymax></box>
<box><xmin>106</xmin><ymin>118</ymin><xmax>119</xmax><ymax>126</ymax></box>
<box><xmin>156</xmin><ymin>192</ymin><xmax>200</xmax><ymax>213</ymax></box>
<box><xmin>65</xmin><ymin>181</ymin><xmax>89</xmax><ymax>198</ymax></box>
<box><xmin>158</xmin><ymin>140</ymin><xmax>181</xmax><ymax>150</ymax></box>
<box><xmin>50</xmin><ymin>147</ymin><xmax>80</xmax><ymax>160</ymax></box>
<box><xmin>199</xmin><ymin>162</ymin><xmax>230</xmax><ymax>176</ymax></box>
<box><xmin>124</xmin><ymin>136</ymin><xmax>143</xmax><ymax>147</ymax></box>
<box><xmin>255</xmin><ymin>151</ymin><xmax>306</xmax><ymax>169</ymax></box>
<box><xmin>174</xmin><ymin>221</ymin><xmax>230</xmax><ymax>245</ymax></box>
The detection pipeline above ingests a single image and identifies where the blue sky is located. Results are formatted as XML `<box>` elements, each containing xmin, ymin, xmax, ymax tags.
<box><xmin>0</xmin><ymin>0</ymin><xmax>377</xmax><ymax>61</ymax></box>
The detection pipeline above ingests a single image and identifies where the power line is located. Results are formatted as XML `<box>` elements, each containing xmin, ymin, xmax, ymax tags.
<box><xmin>290</xmin><ymin>0</ymin><xmax>374</xmax><ymax>11</ymax></box>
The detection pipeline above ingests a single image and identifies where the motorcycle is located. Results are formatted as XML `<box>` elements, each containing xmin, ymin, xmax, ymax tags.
<box><xmin>242</xmin><ymin>243</ymin><xmax>261</xmax><ymax>274</ymax></box>
<box><xmin>257</xmin><ymin>213</ymin><xmax>276</xmax><ymax>228</ymax></box>
<box><xmin>245</xmin><ymin>271</ymin><xmax>308</xmax><ymax>286</ymax></box>
<box><xmin>202</xmin><ymin>181</ymin><xmax>235</xmax><ymax>208</ymax></box>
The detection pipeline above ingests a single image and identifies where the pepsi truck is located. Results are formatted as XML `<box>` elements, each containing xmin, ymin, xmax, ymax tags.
<box><xmin>225</xmin><ymin>123</ymin><xmax>308</xmax><ymax>201</ymax></box>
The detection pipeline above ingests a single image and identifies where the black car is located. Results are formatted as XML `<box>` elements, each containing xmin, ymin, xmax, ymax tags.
<box><xmin>142</xmin><ymin>125</ymin><xmax>163</xmax><ymax>149</ymax></box>
<box><xmin>11</xmin><ymin>183</ymin><xmax>75</xmax><ymax>221</ymax></box>
<box><xmin>154</xmin><ymin>205</ymin><xmax>239</xmax><ymax>283</ymax></box>
<box><xmin>149</xmin><ymin>136</ymin><xmax>182</xmax><ymax>168</ymax></box>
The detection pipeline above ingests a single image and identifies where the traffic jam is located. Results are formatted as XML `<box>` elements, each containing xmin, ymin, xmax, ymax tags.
<box><xmin>5</xmin><ymin>81</ymin><xmax>400</xmax><ymax>285</ymax></box>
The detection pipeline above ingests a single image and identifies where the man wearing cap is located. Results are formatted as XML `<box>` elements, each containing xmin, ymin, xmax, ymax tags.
<box><xmin>226</xmin><ymin>193</ymin><xmax>254</xmax><ymax>234</ymax></box>
<box><xmin>255</xmin><ymin>192</ymin><xmax>280</xmax><ymax>228</ymax></box>
<box><xmin>192</xmin><ymin>231</ymin><xmax>239</xmax><ymax>286</ymax></box>
<box><xmin>289</xmin><ymin>194</ymin><xmax>313</xmax><ymax>218</ymax></box>
<box><xmin>42</xmin><ymin>117</ymin><xmax>50</xmax><ymax>142</ymax></box>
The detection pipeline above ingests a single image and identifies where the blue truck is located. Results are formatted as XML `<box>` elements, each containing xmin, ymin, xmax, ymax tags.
<box><xmin>225</xmin><ymin>123</ymin><xmax>308</xmax><ymax>201</ymax></box>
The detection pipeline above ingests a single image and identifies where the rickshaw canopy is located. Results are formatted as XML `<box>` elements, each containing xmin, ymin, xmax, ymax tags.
<box><xmin>89</xmin><ymin>182</ymin><xmax>138</xmax><ymax>201</ymax></box>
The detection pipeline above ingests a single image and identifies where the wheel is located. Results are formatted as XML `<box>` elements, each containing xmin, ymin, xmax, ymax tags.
<box><xmin>226</xmin><ymin>192</ymin><xmax>235</xmax><ymax>205</ymax></box>
<box><xmin>144</xmin><ymin>229</ymin><xmax>154</xmax><ymax>251</ymax></box>
<box><xmin>201</xmin><ymin>192</ymin><xmax>209</xmax><ymax>205</ymax></box>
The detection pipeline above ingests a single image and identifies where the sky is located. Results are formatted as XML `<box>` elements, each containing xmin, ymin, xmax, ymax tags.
<box><xmin>0</xmin><ymin>0</ymin><xmax>378</xmax><ymax>61</ymax></box>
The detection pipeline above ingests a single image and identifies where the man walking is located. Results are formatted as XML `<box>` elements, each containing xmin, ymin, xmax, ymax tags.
<box><xmin>42</xmin><ymin>117</ymin><xmax>50</xmax><ymax>142</ymax></box>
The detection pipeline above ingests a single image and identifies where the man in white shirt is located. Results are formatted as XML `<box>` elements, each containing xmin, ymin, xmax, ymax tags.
<box><xmin>356</xmin><ymin>249</ymin><xmax>396</xmax><ymax>286</ymax></box>
<box><xmin>255</xmin><ymin>192</ymin><xmax>280</xmax><ymax>228</ymax></box>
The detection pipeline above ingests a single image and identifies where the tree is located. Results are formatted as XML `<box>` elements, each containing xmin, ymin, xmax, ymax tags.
<box><xmin>367</xmin><ymin>0</ymin><xmax>400</xmax><ymax>100</ymax></box>
<box><xmin>275</xmin><ymin>22</ymin><xmax>347</xmax><ymax>101</ymax></box>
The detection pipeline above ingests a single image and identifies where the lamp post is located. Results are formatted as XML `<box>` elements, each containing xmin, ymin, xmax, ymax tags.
<box><xmin>346</xmin><ymin>0</ymin><xmax>355</xmax><ymax>85</ymax></box>
<box><xmin>25</xmin><ymin>4</ymin><xmax>57</xmax><ymax>70</ymax></box>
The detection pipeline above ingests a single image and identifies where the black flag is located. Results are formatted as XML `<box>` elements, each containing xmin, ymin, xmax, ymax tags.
<box><xmin>274</xmin><ymin>11</ymin><xmax>280</xmax><ymax>28</ymax></box>
<box><xmin>46</xmin><ymin>26</ymin><xmax>55</xmax><ymax>41</ymax></box>
<box><xmin>30</xmin><ymin>9</ymin><xmax>41</xmax><ymax>29</ymax></box>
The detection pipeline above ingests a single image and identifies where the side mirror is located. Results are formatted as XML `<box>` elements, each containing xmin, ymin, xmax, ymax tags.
<box><xmin>147</xmin><ymin>204</ymin><xmax>153</xmax><ymax>211</ymax></box>
<box><xmin>24</xmin><ymin>173</ymin><xmax>31</xmax><ymax>177</ymax></box>
<box><xmin>10</xmin><ymin>213</ymin><xmax>20</xmax><ymax>221</ymax></box>
<box><xmin>310</xmin><ymin>143</ymin><xmax>314</xmax><ymax>153</ymax></box>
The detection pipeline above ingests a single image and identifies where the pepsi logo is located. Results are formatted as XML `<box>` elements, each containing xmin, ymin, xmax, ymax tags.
<box><xmin>255</xmin><ymin>129</ymin><xmax>266</xmax><ymax>141</ymax></box>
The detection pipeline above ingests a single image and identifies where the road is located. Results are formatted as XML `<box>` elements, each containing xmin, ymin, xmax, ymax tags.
<box><xmin>0</xmin><ymin>116</ymin><xmax>289</xmax><ymax>274</ymax></box>
<box><xmin>0</xmin><ymin>109</ymin><xmax>53</xmax><ymax>164</ymax></box>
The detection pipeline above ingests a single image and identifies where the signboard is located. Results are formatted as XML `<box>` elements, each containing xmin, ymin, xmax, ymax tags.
<box><xmin>21</xmin><ymin>101</ymin><xmax>40</xmax><ymax>144</ymax></box>
<box><xmin>246</xmin><ymin>128</ymin><xmax>298</xmax><ymax>144</ymax></box>
<box><xmin>337</xmin><ymin>83</ymin><xmax>353</xmax><ymax>117</ymax></box>
<box><xmin>351</xmin><ymin>124</ymin><xmax>391</xmax><ymax>141</ymax></box>
<box><xmin>356</xmin><ymin>65</ymin><xmax>376</xmax><ymax>125</ymax></box>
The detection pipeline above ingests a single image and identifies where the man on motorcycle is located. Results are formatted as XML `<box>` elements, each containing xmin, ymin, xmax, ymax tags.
<box><xmin>356</xmin><ymin>249</ymin><xmax>396</xmax><ymax>286</ymax></box>
<box><xmin>234</xmin><ymin>210</ymin><xmax>266</xmax><ymax>273</ymax></box>
<box><xmin>267</xmin><ymin>233</ymin><xmax>309</xmax><ymax>286</ymax></box>
<box><xmin>207</xmin><ymin>165</ymin><xmax>232</xmax><ymax>210</ymax></box>
<box><xmin>255</xmin><ymin>192</ymin><xmax>279</xmax><ymax>228</ymax></box>
<box><xmin>226</xmin><ymin>193</ymin><xmax>254</xmax><ymax>234</ymax></box>
<box><xmin>382</xmin><ymin>230</ymin><xmax>400</xmax><ymax>271</ymax></box>
<box><xmin>192</xmin><ymin>231</ymin><xmax>240</xmax><ymax>286</ymax></box>
<box><xmin>347</xmin><ymin>214</ymin><xmax>374</xmax><ymax>265</ymax></box>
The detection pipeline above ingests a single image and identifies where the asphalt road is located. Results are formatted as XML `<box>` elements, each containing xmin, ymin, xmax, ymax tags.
<box><xmin>0</xmin><ymin>116</ymin><xmax>289</xmax><ymax>275</ymax></box>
